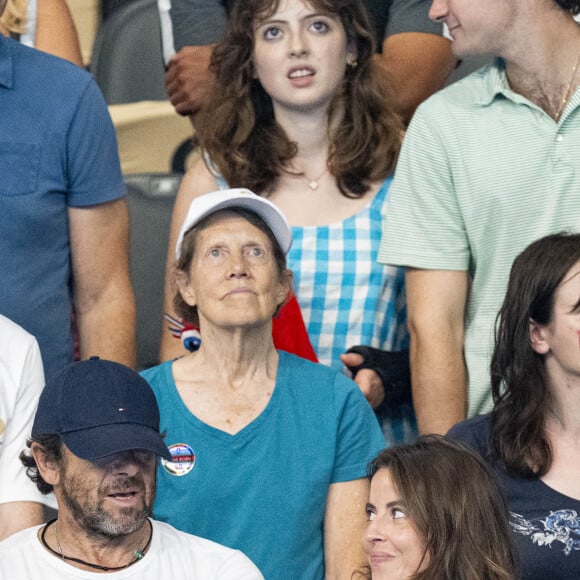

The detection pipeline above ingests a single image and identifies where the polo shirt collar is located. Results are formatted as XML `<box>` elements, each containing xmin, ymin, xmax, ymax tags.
<box><xmin>477</xmin><ymin>56</ymin><xmax>580</xmax><ymax>114</ymax></box>
<box><xmin>477</xmin><ymin>58</ymin><xmax>512</xmax><ymax>106</ymax></box>
<box><xmin>0</xmin><ymin>35</ymin><xmax>14</xmax><ymax>89</ymax></box>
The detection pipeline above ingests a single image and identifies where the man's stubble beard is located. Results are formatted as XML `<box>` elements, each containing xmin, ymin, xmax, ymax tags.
<box><xmin>59</xmin><ymin>473</ymin><xmax>155</xmax><ymax>539</ymax></box>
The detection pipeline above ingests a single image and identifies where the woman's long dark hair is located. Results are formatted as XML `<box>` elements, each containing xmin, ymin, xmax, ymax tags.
<box><xmin>198</xmin><ymin>0</ymin><xmax>402</xmax><ymax>197</ymax></box>
<box><xmin>491</xmin><ymin>232</ymin><xmax>580</xmax><ymax>477</ymax></box>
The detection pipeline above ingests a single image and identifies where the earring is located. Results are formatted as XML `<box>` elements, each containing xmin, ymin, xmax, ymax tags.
<box><xmin>347</xmin><ymin>59</ymin><xmax>358</xmax><ymax>69</ymax></box>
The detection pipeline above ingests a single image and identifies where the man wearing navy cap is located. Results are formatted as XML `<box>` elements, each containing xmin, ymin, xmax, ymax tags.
<box><xmin>0</xmin><ymin>358</ymin><xmax>263</xmax><ymax>579</ymax></box>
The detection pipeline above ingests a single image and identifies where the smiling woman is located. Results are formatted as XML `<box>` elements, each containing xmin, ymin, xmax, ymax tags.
<box><xmin>356</xmin><ymin>436</ymin><xmax>518</xmax><ymax>580</ymax></box>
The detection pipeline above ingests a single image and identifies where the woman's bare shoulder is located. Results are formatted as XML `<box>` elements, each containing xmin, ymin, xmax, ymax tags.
<box><xmin>179</xmin><ymin>155</ymin><xmax>220</xmax><ymax>202</ymax></box>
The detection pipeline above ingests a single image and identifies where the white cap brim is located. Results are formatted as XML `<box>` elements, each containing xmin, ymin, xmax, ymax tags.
<box><xmin>175</xmin><ymin>188</ymin><xmax>292</xmax><ymax>259</ymax></box>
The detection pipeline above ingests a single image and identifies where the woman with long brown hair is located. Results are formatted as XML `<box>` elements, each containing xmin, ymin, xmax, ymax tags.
<box><xmin>357</xmin><ymin>435</ymin><xmax>518</xmax><ymax>579</ymax></box>
<box><xmin>162</xmin><ymin>0</ymin><xmax>413</xmax><ymax>443</ymax></box>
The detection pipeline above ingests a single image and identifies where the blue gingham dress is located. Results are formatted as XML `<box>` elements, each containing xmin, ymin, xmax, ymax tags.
<box><xmin>211</xmin><ymin>166</ymin><xmax>416</xmax><ymax>444</ymax></box>
<box><xmin>287</xmin><ymin>178</ymin><xmax>416</xmax><ymax>445</ymax></box>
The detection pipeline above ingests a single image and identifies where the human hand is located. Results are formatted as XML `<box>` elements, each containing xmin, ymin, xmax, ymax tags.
<box><xmin>165</xmin><ymin>45</ymin><xmax>215</xmax><ymax>116</ymax></box>
<box><xmin>340</xmin><ymin>352</ymin><xmax>386</xmax><ymax>409</ymax></box>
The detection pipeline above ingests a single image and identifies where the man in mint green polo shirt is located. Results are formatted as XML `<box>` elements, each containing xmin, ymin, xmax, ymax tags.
<box><xmin>379</xmin><ymin>0</ymin><xmax>580</xmax><ymax>435</ymax></box>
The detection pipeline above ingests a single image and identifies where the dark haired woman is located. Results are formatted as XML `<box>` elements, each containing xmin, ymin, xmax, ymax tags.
<box><xmin>355</xmin><ymin>435</ymin><xmax>517</xmax><ymax>580</ymax></box>
<box><xmin>449</xmin><ymin>232</ymin><xmax>580</xmax><ymax>579</ymax></box>
<box><xmin>161</xmin><ymin>0</ymin><xmax>414</xmax><ymax>444</ymax></box>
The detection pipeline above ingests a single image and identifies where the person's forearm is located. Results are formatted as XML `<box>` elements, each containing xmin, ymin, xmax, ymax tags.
<box><xmin>0</xmin><ymin>502</ymin><xmax>43</xmax><ymax>541</ymax></box>
<box><xmin>410</xmin><ymin>333</ymin><xmax>466</xmax><ymax>434</ymax></box>
<box><xmin>405</xmin><ymin>268</ymin><xmax>469</xmax><ymax>434</ymax></box>
<box><xmin>70</xmin><ymin>199</ymin><xmax>136</xmax><ymax>368</ymax></box>
<box><xmin>165</xmin><ymin>45</ymin><xmax>215</xmax><ymax>118</ymax></box>
<box><xmin>377</xmin><ymin>33</ymin><xmax>455</xmax><ymax>124</ymax></box>
<box><xmin>76</xmin><ymin>281</ymin><xmax>136</xmax><ymax>368</ymax></box>
<box><xmin>324</xmin><ymin>479</ymin><xmax>369</xmax><ymax>580</ymax></box>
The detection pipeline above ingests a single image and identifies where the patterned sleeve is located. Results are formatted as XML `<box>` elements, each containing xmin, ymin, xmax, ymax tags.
<box><xmin>378</xmin><ymin>104</ymin><xmax>471</xmax><ymax>271</ymax></box>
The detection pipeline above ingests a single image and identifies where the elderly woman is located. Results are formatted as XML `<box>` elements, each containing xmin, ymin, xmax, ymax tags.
<box><xmin>142</xmin><ymin>188</ymin><xmax>385</xmax><ymax>580</ymax></box>
<box><xmin>449</xmin><ymin>232</ymin><xmax>580</xmax><ymax>579</ymax></box>
<box><xmin>357</xmin><ymin>435</ymin><xmax>518</xmax><ymax>580</ymax></box>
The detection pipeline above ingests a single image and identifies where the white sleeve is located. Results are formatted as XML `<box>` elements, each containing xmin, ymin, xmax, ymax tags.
<box><xmin>216</xmin><ymin>551</ymin><xmax>264</xmax><ymax>580</ymax></box>
<box><xmin>0</xmin><ymin>328</ymin><xmax>55</xmax><ymax>508</ymax></box>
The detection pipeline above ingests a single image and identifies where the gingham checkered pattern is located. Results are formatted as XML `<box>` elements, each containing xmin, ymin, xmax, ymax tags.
<box><xmin>288</xmin><ymin>178</ymin><xmax>408</xmax><ymax>369</ymax></box>
<box><xmin>288</xmin><ymin>179</ymin><xmax>415</xmax><ymax>445</ymax></box>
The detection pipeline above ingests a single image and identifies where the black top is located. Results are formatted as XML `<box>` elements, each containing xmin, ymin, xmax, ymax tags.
<box><xmin>449</xmin><ymin>415</ymin><xmax>580</xmax><ymax>580</ymax></box>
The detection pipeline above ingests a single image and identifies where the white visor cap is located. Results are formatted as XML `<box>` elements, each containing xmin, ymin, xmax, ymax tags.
<box><xmin>175</xmin><ymin>188</ymin><xmax>292</xmax><ymax>260</ymax></box>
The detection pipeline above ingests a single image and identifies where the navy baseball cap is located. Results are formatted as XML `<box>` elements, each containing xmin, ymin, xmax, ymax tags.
<box><xmin>32</xmin><ymin>358</ymin><xmax>171</xmax><ymax>461</ymax></box>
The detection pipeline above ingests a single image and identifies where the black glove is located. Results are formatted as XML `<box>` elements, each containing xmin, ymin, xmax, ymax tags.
<box><xmin>344</xmin><ymin>346</ymin><xmax>412</xmax><ymax>410</ymax></box>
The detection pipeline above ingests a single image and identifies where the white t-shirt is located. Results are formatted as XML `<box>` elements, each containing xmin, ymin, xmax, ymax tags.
<box><xmin>0</xmin><ymin>315</ymin><xmax>55</xmax><ymax>508</ymax></box>
<box><xmin>0</xmin><ymin>520</ymin><xmax>264</xmax><ymax>579</ymax></box>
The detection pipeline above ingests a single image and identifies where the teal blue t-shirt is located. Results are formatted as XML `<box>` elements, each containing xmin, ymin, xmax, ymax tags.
<box><xmin>141</xmin><ymin>351</ymin><xmax>384</xmax><ymax>579</ymax></box>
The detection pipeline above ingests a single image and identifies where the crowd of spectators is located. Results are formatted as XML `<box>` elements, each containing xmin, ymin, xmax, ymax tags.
<box><xmin>1</xmin><ymin>0</ymin><xmax>579</xmax><ymax>577</ymax></box>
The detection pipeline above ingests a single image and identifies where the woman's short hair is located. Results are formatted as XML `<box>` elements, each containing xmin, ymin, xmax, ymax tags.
<box><xmin>358</xmin><ymin>435</ymin><xmax>517</xmax><ymax>580</ymax></box>
<box><xmin>19</xmin><ymin>435</ymin><xmax>63</xmax><ymax>494</ymax></box>
<box><xmin>198</xmin><ymin>0</ymin><xmax>403</xmax><ymax>197</ymax></box>
<box><xmin>174</xmin><ymin>207</ymin><xmax>289</xmax><ymax>326</ymax></box>
<box><xmin>491</xmin><ymin>232</ymin><xmax>580</xmax><ymax>477</ymax></box>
